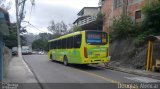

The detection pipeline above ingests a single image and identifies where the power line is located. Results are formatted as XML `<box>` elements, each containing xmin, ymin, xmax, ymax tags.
<box><xmin>22</xmin><ymin>21</ymin><xmax>47</xmax><ymax>33</ymax></box>
<box><xmin>29</xmin><ymin>23</ymin><xmax>47</xmax><ymax>33</ymax></box>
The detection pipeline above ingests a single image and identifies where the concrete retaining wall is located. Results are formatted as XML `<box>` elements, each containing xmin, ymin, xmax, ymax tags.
<box><xmin>3</xmin><ymin>46</ymin><xmax>12</xmax><ymax>78</ymax></box>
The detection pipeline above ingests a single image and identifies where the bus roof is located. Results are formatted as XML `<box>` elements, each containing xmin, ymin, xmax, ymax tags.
<box><xmin>48</xmin><ymin>30</ymin><xmax>107</xmax><ymax>42</ymax></box>
<box><xmin>48</xmin><ymin>31</ymin><xmax>83</xmax><ymax>42</ymax></box>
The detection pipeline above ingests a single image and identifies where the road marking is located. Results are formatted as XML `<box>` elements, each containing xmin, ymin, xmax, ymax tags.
<box><xmin>125</xmin><ymin>77</ymin><xmax>160</xmax><ymax>83</ymax></box>
<box><xmin>70</xmin><ymin>67</ymin><xmax>139</xmax><ymax>89</ymax></box>
<box><xmin>80</xmin><ymin>70</ymin><xmax>120</xmax><ymax>83</ymax></box>
<box><xmin>68</xmin><ymin>66</ymin><xmax>120</xmax><ymax>83</ymax></box>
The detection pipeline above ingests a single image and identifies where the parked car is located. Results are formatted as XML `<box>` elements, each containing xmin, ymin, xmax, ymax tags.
<box><xmin>38</xmin><ymin>51</ymin><xmax>44</xmax><ymax>55</ymax></box>
<box><xmin>12</xmin><ymin>47</ymin><xmax>18</xmax><ymax>56</ymax></box>
<box><xmin>22</xmin><ymin>46</ymin><xmax>32</xmax><ymax>55</ymax></box>
<box><xmin>32</xmin><ymin>51</ymin><xmax>38</xmax><ymax>54</ymax></box>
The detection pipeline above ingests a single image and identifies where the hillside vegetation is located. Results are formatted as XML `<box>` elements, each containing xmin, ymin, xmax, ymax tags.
<box><xmin>109</xmin><ymin>1</ymin><xmax>160</xmax><ymax>69</ymax></box>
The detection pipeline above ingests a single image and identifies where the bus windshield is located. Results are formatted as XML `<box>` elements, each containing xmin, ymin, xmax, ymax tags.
<box><xmin>86</xmin><ymin>31</ymin><xmax>107</xmax><ymax>45</ymax></box>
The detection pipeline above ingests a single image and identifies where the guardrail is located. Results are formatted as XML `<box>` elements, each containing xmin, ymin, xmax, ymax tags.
<box><xmin>78</xmin><ymin>16</ymin><xmax>97</xmax><ymax>26</ymax></box>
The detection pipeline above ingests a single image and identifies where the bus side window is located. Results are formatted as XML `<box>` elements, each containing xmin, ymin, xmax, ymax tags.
<box><xmin>74</xmin><ymin>34</ymin><xmax>82</xmax><ymax>48</ymax></box>
<box><xmin>51</xmin><ymin>41</ymin><xmax>54</xmax><ymax>49</ymax></box>
<box><xmin>70</xmin><ymin>37</ymin><xmax>73</xmax><ymax>48</ymax></box>
<box><xmin>67</xmin><ymin>38</ymin><xmax>70</xmax><ymax>49</ymax></box>
<box><xmin>55</xmin><ymin>41</ymin><xmax>58</xmax><ymax>49</ymax></box>
<box><xmin>57</xmin><ymin>40</ymin><xmax>61</xmax><ymax>49</ymax></box>
<box><xmin>47</xmin><ymin>43</ymin><xmax>50</xmax><ymax>51</ymax></box>
<box><xmin>67</xmin><ymin>37</ymin><xmax>73</xmax><ymax>49</ymax></box>
<box><xmin>64</xmin><ymin>38</ymin><xmax>67</xmax><ymax>49</ymax></box>
<box><xmin>62</xmin><ymin>39</ymin><xmax>67</xmax><ymax>49</ymax></box>
<box><xmin>50</xmin><ymin>42</ymin><xmax>52</xmax><ymax>49</ymax></box>
<box><xmin>61</xmin><ymin>39</ymin><xmax>64</xmax><ymax>49</ymax></box>
<box><xmin>53</xmin><ymin>41</ymin><xmax>55</xmax><ymax>49</ymax></box>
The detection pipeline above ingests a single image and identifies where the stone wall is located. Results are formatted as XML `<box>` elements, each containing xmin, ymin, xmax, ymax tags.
<box><xmin>109</xmin><ymin>39</ymin><xmax>147</xmax><ymax>69</ymax></box>
<box><xmin>3</xmin><ymin>46</ymin><xmax>12</xmax><ymax>77</ymax></box>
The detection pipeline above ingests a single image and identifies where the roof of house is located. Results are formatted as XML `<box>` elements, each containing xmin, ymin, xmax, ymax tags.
<box><xmin>77</xmin><ymin>7</ymin><xmax>99</xmax><ymax>16</ymax></box>
<box><xmin>146</xmin><ymin>36</ymin><xmax>160</xmax><ymax>41</ymax></box>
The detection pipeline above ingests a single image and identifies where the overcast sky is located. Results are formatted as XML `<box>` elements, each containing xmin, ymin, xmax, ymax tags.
<box><xmin>8</xmin><ymin>0</ymin><xmax>99</xmax><ymax>34</ymax></box>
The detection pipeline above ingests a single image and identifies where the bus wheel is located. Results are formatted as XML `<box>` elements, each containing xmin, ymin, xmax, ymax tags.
<box><xmin>50</xmin><ymin>55</ymin><xmax>54</xmax><ymax>62</ymax></box>
<box><xmin>63</xmin><ymin>56</ymin><xmax>68</xmax><ymax>66</ymax></box>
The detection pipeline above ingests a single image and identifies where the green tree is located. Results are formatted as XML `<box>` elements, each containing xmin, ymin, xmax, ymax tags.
<box><xmin>142</xmin><ymin>0</ymin><xmax>160</xmax><ymax>35</ymax></box>
<box><xmin>3</xmin><ymin>23</ymin><xmax>17</xmax><ymax>49</ymax></box>
<box><xmin>47</xmin><ymin>20</ymin><xmax>68</xmax><ymax>37</ymax></box>
<box><xmin>95</xmin><ymin>12</ymin><xmax>104</xmax><ymax>31</ymax></box>
<box><xmin>32</xmin><ymin>39</ymin><xmax>48</xmax><ymax>51</ymax></box>
<box><xmin>133</xmin><ymin>0</ymin><xmax>160</xmax><ymax>47</ymax></box>
<box><xmin>72</xmin><ymin>25</ymin><xmax>82</xmax><ymax>32</ymax></box>
<box><xmin>32</xmin><ymin>32</ymin><xmax>53</xmax><ymax>51</ymax></box>
<box><xmin>3</xmin><ymin>23</ymin><xmax>28</xmax><ymax>48</ymax></box>
<box><xmin>110</xmin><ymin>14</ymin><xmax>135</xmax><ymax>39</ymax></box>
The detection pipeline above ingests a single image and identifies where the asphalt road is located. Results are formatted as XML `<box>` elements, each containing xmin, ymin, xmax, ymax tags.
<box><xmin>23</xmin><ymin>55</ymin><xmax>160</xmax><ymax>89</ymax></box>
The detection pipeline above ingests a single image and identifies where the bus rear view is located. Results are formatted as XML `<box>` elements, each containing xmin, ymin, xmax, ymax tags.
<box><xmin>82</xmin><ymin>31</ymin><xmax>110</xmax><ymax>64</ymax></box>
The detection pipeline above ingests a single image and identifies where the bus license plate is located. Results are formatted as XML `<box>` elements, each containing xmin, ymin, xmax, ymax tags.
<box><xmin>96</xmin><ymin>54</ymin><xmax>100</xmax><ymax>56</ymax></box>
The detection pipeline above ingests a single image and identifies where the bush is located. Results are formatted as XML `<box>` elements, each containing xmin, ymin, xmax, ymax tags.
<box><xmin>133</xmin><ymin>35</ymin><xmax>146</xmax><ymax>47</ymax></box>
<box><xmin>95</xmin><ymin>12</ymin><xmax>105</xmax><ymax>31</ymax></box>
<box><xmin>142</xmin><ymin>0</ymin><xmax>160</xmax><ymax>35</ymax></box>
<box><xmin>110</xmin><ymin>14</ymin><xmax>136</xmax><ymax>39</ymax></box>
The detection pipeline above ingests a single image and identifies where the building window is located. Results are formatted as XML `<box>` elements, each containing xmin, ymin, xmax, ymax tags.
<box><xmin>135</xmin><ymin>10</ymin><xmax>141</xmax><ymax>19</ymax></box>
<box><xmin>113</xmin><ymin>0</ymin><xmax>123</xmax><ymax>9</ymax></box>
<box><xmin>128</xmin><ymin>0</ymin><xmax>143</xmax><ymax>5</ymax></box>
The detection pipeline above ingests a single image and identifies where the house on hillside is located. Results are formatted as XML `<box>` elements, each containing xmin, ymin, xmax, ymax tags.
<box><xmin>99</xmin><ymin>0</ymin><xmax>155</xmax><ymax>32</ymax></box>
<box><xmin>0</xmin><ymin>7</ymin><xmax>10</xmax><ymax>81</ymax></box>
<box><xmin>73</xmin><ymin>7</ymin><xmax>100</xmax><ymax>30</ymax></box>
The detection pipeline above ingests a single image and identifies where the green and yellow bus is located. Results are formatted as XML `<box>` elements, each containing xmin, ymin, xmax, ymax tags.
<box><xmin>48</xmin><ymin>30</ymin><xmax>110</xmax><ymax>65</ymax></box>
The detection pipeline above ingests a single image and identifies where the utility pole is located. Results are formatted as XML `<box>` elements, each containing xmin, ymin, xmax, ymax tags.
<box><xmin>15</xmin><ymin>0</ymin><xmax>27</xmax><ymax>58</ymax></box>
<box><xmin>15</xmin><ymin>0</ymin><xmax>21</xmax><ymax>58</ymax></box>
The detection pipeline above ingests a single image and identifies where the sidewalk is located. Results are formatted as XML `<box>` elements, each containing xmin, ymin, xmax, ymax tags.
<box><xmin>94</xmin><ymin>63</ymin><xmax>160</xmax><ymax>80</ymax></box>
<box><xmin>3</xmin><ymin>56</ymin><xmax>42</xmax><ymax>89</ymax></box>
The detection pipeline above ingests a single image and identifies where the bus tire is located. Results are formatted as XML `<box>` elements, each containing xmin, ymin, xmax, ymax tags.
<box><xmin>50</xmin><ymin>54</ymin><xmax>54</xmax><ymax>62</ymax></box>
<box><xmin>63</xmin><ymin>56</ymin><xmax>68</xmax><ymax>66</ymax></box>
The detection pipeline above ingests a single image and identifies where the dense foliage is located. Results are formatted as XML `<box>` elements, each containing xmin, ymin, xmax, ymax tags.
<box><xmin>32</xmin><ymin>38</ymin><xmax>48</xmax><ymax>51</ymax></box>
<box><xmin>110</xmin><ymin>0</ymin><xmax>160</xmax><ymax>47</ymax></box>
<box><xmin>47</xmin><ymin>21</ymin><xmax>68</xmax><ymax>36</ymax></box>
<box><xmin>141</xmin><ymin>0</ymin><xmax>160</xmax><ymax>35</ymax></box>
<box><xmin>3</xmin><ymin>23</ymin><xmax>17</xmax><ymax>49</ymax></box>
<box><xmin>71</xmin><ymin>25</ymin><xmax>82</xmax><ymax>32</ymax></box>
<box><xmin>32</xmin><ymin>32</ymin><xmax>53</xmax><ymax>51</ymax></box>
<box><xmin>3</xmin><ymin>23</ymin><xmax>27</xmax><ymax>49</ymax></box>
<box><xmin>134</xmin><ymin>0</ymin><xmax>160</xmax><ymax>46</ymax></box>
<box><xmin>110</xmin><ymin>14</ymin><xmax>136</xmax><ymax>39</ymax></box>
<box><xmin>95</xmin><ymin>12</ymin><xmax>104</xmax><ymax>31</ymax></box>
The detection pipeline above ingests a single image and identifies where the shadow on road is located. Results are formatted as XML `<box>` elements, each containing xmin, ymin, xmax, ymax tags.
<box><xmin>70</xmin><ymin>64</ymin><xmax>103</xmax><ymax>71</ymax></box>
<box><xmin>50</xmin><ymin>60</ymin><xmax>104</xmax><ymax>71</ymax></box>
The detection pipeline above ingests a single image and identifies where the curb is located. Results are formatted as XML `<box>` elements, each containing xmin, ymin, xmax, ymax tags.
<box><xmin>92</xmin><ymin>64</ymin><xmax>160</xmax><ymax>80</ymax></box>
<box><xmin>22</xmin><ymin>56</ymin><xmax>44</xmax><ymax>89</ymax></box>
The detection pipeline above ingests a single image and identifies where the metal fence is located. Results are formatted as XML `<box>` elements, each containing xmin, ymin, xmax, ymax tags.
<box><xmin>78</xmin><ymin>16</ymin><xmax>97</xmax><ymax>26</ymax></box>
